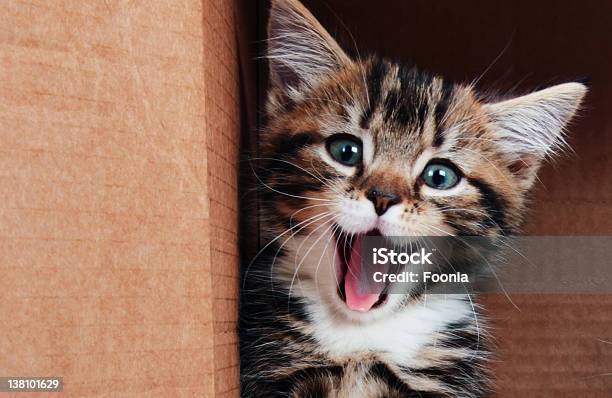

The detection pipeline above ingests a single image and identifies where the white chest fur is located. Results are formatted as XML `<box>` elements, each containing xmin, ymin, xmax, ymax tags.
<box><xmin>307</xmin><ymin>296</ymin><xmax>474</xmax><ymax>367</ymax></box>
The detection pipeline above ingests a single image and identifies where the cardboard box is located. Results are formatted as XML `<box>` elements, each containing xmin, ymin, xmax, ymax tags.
<box><xmin>1</xmin><ymin>1</ymin><xmax>244</xmax><ymax>396</ymax></box>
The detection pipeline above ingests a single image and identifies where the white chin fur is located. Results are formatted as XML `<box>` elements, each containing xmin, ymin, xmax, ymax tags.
<box><xmin>334</xmin><ymin>197</ymin><xmax>378</xmax><ymax>234</ymax></box>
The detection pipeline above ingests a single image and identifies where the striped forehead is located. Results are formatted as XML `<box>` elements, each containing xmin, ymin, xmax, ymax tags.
<box><xmin>357</xmin><ymin>59</ymin><xmax>460</xmax><ymax>159</ymax></box>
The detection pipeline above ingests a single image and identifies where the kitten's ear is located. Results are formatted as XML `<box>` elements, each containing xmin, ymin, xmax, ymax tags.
<box><xmin>267</xmin><ymin>0</ymin><xmax>351</xmax><ymax>96</ymax></box>
<box><xmin>484</xmin><ymin>82</ymin><xmax>587</xmax><ymax>187</ymax></box>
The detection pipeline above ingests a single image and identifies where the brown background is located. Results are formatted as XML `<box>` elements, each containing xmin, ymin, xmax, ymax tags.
<box><xmin>248</xmin><ymin>0</ymin><xmax>612</xmax><ymax>397</ymax></box>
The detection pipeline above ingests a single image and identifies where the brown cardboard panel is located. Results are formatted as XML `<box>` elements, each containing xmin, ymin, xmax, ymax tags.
<box><xmin>482</xmin><ymin>294</ymin><xmax>612</xmax><ymax>397</ymax></box>
<box><xmin>1</xmin><ymin>0</ymin><xmax>240</xmax><ymax>396</ymax></box>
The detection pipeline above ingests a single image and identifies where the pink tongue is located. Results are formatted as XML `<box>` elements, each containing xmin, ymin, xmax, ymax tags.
<box><xmin>344</xmin><ymin>235</ymin><xmax>381</xmax><ymax>312</ymax></box>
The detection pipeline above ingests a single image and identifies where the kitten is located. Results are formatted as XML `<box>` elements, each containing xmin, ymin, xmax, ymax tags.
<box><xmin>240</xmin><ymin>0</ymin><xmax>586</xmax><ymax>396</ymax></box>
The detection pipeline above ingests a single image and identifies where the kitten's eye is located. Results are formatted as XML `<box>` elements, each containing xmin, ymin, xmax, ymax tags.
<box><xmin>421</xmin><ymin>162</ymin><xmax>460</xmax><ymax>190</ymax></box>
<box><xmin>326</xmin><ymin>135</ymin><xmax>362</xmax><ymax>166</ymax></box>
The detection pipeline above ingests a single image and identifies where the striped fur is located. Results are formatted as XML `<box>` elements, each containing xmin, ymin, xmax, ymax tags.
<box><xmin>240</xmin><ymin>1</ymin><xmax>586</xmax><ymax>396</ymax></box>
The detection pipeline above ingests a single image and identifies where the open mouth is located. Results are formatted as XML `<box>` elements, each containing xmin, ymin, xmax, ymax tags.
<box><xmin>334</xmin><ymin>227</ymin><xmax>388</xmax><ymax>313</ymax></box>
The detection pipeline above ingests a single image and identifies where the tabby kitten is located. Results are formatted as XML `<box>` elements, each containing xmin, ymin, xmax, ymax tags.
<box><xmin>240</xmin><ymin>0</ymin><xmax>586</xmax><ymax>396</ymax></box>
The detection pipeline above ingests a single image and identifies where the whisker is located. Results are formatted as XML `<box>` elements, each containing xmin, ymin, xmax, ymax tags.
<box><xmin>313</xmin><ymin>221</ymin><xmax>339</xmax><ymax>299</ymax></box>
<box><xmin>417</xmin><ymin>223</ymin><xmax>483</xmax><ymax>359</ymax></box>
<box><xmin>269</xmin><ymin>212</ymin><xmax>335</xmax><ymax>286</ymax></box>
<box><xmin>243</xmin><ymin>210</ymin><xmax>332</xmax><ymax>288</ymax></box>
<box><xmin>249</xmin><ymin>160</ymin><xmax>334</xmax><ymax>203</ymax></box>
<box><xmin>287</xmin><ymin>218</ymin><xmax>337</xmax><ymax>308</ymax></box>
<box><xmin>249</xmin><ymin>156</ymin><xmax>345</xmax><ymax>197</ymax></box>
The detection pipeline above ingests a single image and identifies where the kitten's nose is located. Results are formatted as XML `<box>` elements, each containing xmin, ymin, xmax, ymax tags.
<box><xmin>366</xmin><ymin>188</ymin><xmax>401</xmax><ymax>216</ymax></box>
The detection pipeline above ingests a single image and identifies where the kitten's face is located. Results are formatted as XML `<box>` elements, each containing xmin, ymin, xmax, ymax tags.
<box><xmin>265</xmin><ymin>60</ymin><xmax>516</xmax><ymax>239</ymax></box>
<box><xmin>259</xmin><ymin>0</ymin><xmax>585</xmax><ymax>320</ymax></box>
